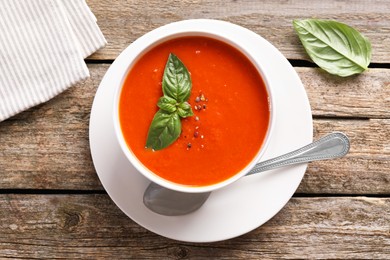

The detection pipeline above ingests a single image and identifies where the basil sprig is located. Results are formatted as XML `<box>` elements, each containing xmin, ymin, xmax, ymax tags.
<box><xmin>146</xmin><ymin>53</ymin><xmax>193</xmax><ymax>150</ymax></box>
<box><xmin>293</xmin><ymin>19</ymin><xmax>371</xmax><ymax>77</ymax></box>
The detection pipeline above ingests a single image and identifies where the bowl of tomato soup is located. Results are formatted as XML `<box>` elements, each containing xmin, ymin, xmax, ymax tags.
<box><xmin>113</xmin><ymin>19</ymin><xmax>275</xmax><ymax>193</ymax></box>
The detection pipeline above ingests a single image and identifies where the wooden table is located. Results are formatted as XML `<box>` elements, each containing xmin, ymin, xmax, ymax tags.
<box><xmin>1</xmin><ymin>1</ymin><xmax>389</xmax><ymax>258</ymax></box>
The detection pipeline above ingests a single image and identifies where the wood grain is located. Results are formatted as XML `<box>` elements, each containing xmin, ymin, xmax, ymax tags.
<box><xmin>87</xmin><ymin>0</ymin><xmax>390</xmax><ymax>63</ymax></box>
<box><xmin>0</xmin><ymin>194</ymin><xmax>388</xmax><ymax>259</ymax></box>
<box><xmin>0</xmin><ymin>64</ymin><xmax>388</xmax><ymax>193</ymax></box>
<box><xmin>298</xmin><ymin>118</ymin><xmax>390</xmax><ymax>194</ymax></box>
<box><xmin>297</xmin><ymin>67</ymin><xmax>390</xmax><ymax>119</ymax></box>
<box><xmin>1</xmin><ymin>1</ymin><xmax>388</xmax><ymax>258</ymax></box>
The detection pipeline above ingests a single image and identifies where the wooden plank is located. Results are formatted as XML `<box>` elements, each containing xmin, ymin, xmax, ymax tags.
<box><xmin>0</xmin><ymin>194</ymin><xmax>388</xmax><ymax>258</ymax></box>
<box><xmin>0</xmin><ymin>66</ymin><xmax>102</xmax><ymax>190</ymax></box>
<box><xmin>1</xmin><ymin>64</ymin><xmax>388</xmax><ymax>119</ymax></box>
<box><xmin>88</xmin><ymin>0</ymin><xmax>390</xmax><ymax>63</ymax></box>
<box><xmin>299</xmin><ymin>118</ymin><xmax>390</xmax><ymax>194</ymax></box>
<box><xmin>298</xmin><ymin>67</ymin><xmax>390</xmax><ymax>119</ymax></box>
<box><xmin>1</xmin><ymin>115</ymin><xmax>388</xmax><ymax>194</ymax></box>
<box><xmin>0</xmin><ymin>65</ymin><xmax>389</xmax><ymax>193</ymax></box>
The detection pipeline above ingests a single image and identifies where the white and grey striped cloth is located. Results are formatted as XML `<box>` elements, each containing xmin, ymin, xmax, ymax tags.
<box><xmin>0</xmin><ymin>0</ymin><xmax>106</xmax><ymax>122</ymax></box>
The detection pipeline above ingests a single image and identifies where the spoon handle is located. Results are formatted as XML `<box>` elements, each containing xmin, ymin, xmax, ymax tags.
<box><xmin>247</xmin><ymin>132</ymin><xmax>350</xmax><ymax>175</ymax></box>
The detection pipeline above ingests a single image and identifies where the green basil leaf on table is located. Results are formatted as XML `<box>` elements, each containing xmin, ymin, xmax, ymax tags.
<box><xmin>162</xmin><ymin>53</ymin><xmax>192</xmax><ymax>102</ymax></box>
<box><xmin>146</xmin><ymin>53</ymin><xmax>194</xmax><ymax>150</ymax></box>
<box><xmin>145</xmin><ymin>110</ymin><xmax>181</xmax><ymax>150</ymax></box>
<box><xmin>293</xmin><ymin>19</ymin><xmax>371</xmax><ymax>77</ymax></box>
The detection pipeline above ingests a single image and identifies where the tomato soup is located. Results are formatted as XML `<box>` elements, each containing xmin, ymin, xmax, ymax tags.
<box><xmin>119</xmin><ymin>36</ymin><xmax>270</xmax><ymax>186</ymax></box>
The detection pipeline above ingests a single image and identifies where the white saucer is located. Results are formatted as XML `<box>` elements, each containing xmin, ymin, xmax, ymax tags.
<box><xmin>89</xmin><ymin>20</ymin><xmax>312</xmax><ymax>243</ymax></box>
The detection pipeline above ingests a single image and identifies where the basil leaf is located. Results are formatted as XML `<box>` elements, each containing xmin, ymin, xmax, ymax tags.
<box><xmin>145</xmin><ymin>53</ymin><xmax>194</xmax><ymax>150</ymax></box>
<box><xmin>157</xmin><ymin>96</ymin><xmax>177</xmax><ymax>113</ymax></box>
<box><xmin>159</xmin><ymin>96</ymin><xmax>177</xmax><ymax>104</ymax></box>
<box><xmin>145</xmin><ymin>110</ymin><xmax>181</xmax><ymax>150</ymax></box>
<box><xmin>177</xmin><ymin>101</ymin><xmax>194</xmax><ymax>118</ymax></box>
<box><xmin>293</xmin><ymin>19</ymin><xmax>371</xmax><ymax>77</ymax></box>
<box><xmin>162</xmin><ymin>53</ymin><xmax>192</xmax><ymax>102</ymax></box>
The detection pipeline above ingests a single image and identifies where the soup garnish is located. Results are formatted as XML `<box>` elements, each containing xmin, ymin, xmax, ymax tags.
<box><xmin>145</xmin><ymin>53</ymin><xmax>193</xmax><ymax>151</ymax></box>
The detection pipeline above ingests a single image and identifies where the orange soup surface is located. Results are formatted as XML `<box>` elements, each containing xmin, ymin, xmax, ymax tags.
<box><xmin>119</xmin><ymin>36</ymin><xmax>270</xmax><ymax>187</ymax></box>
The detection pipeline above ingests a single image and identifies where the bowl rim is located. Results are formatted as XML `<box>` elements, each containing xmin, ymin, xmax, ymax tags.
<box><xmin>112</xmin><ymin>19</ymin><xmax>276</xmax><ymax>193</ymax></box>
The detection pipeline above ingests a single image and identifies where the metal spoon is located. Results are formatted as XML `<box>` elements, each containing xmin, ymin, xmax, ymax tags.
<box><xmin>143</xmin><ymin>132</ymin><xmax>350</xmax><ymax>216</ymax></box>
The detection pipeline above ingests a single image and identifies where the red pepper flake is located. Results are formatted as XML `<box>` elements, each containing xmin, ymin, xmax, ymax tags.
<box><xmin>194</xmin><ymin>131</ymin><xmax>199</xmax><ymax>138</ymax></box>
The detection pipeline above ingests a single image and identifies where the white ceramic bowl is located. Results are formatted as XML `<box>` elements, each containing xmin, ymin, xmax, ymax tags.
<box><xmin>112</xmin><ymin>19</ymin><xmax>275</xmax><ymax>193</ymax></box>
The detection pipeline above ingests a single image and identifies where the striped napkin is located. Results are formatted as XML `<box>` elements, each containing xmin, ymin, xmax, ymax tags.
<box><xmin>0</xmin><ymin>0</ymin><xmax>106</xmax><ymax>122</ymax></box>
